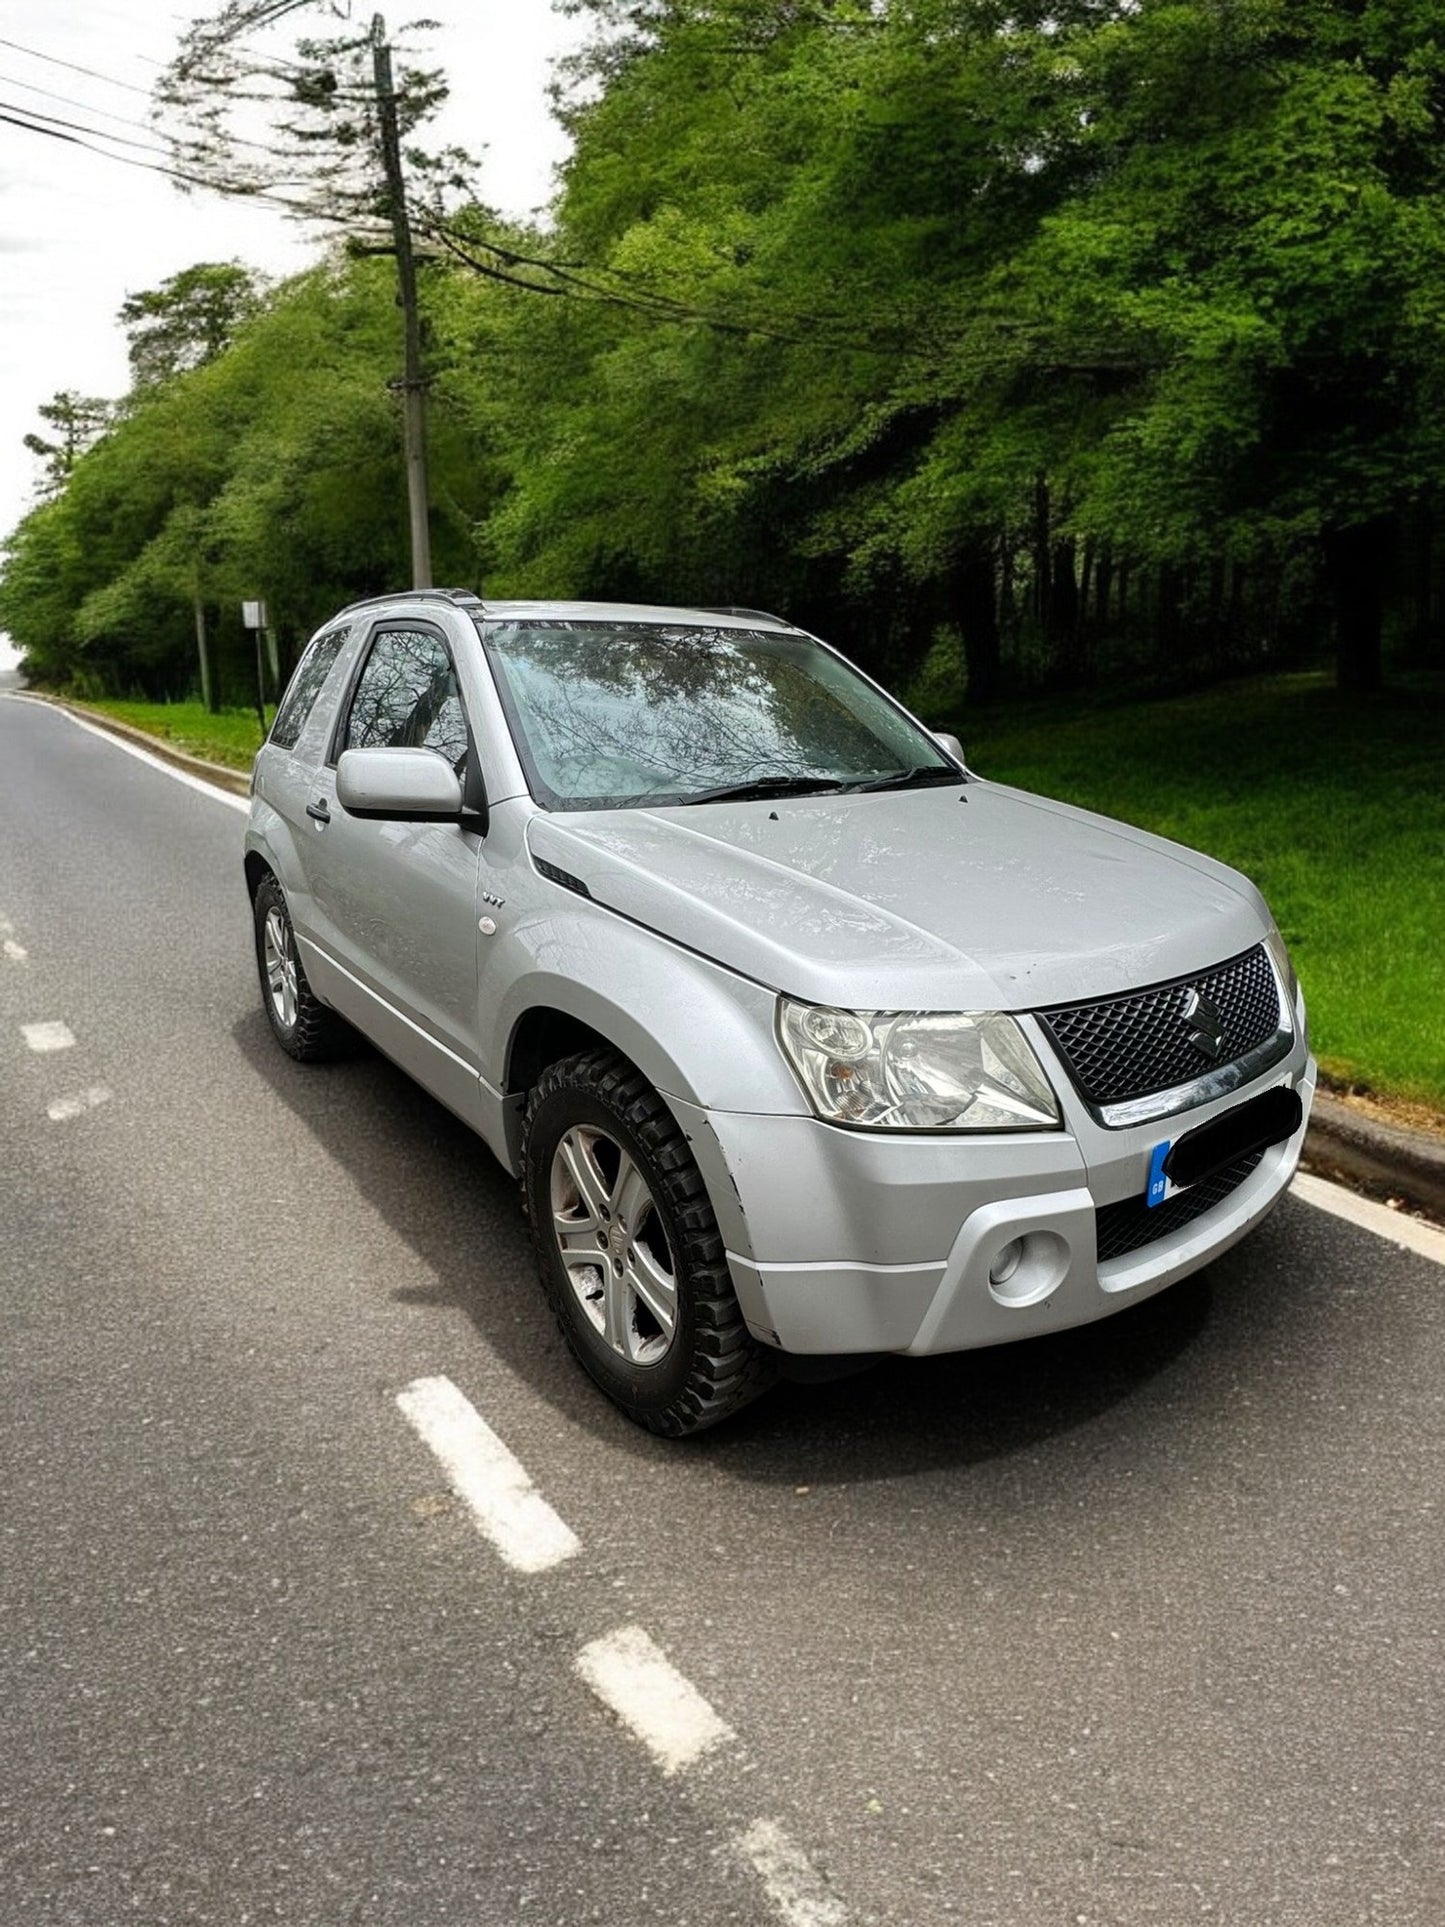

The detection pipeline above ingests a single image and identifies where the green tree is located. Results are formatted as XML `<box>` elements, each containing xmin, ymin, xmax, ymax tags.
<box><xmin>119</xmin><ymin>262</ymin><xmax>264</xmax><ymax>389</ymax></box>
<box><xmin>11</xmin><ymin>0</ymin><xmax>1445</xmax><ymax>704</ymax></box>
<box><xmin>22</xmin><ymin>392</ymin><xmax>112</xmax><ymax>496</ymax></box>
<box><xmin>484</xmin><ymin>0</ymin><xmax>1445</xmax><ymax>695</ymax></box>
<box><xmin>0</xmin><ymin>253</ymin><xmax>494</xmax><ymax>698</ymax></box>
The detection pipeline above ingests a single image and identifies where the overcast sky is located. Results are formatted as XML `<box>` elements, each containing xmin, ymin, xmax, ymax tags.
<box><xmin>0</xmin><ymin>0</ymin><xmax>588</xmax><ymax>668</ymax></box>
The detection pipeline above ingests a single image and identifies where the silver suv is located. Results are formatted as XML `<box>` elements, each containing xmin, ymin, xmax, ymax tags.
<box><xmin>245</xmin><ymin>592</ymin><xmax>1315</xmax><ymax>1433</ymax></box>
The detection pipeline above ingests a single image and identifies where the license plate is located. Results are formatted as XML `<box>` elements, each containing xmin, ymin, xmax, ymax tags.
<box><xmin>1146</xmin><ymin>1079</ymin><xmax>1302</xmax><ymax>1209</ymax></box>
<box><xmin>1146</xmin><ymin>1139</ymin><xmax>1178</xmax><ymax>1209</ymax></box>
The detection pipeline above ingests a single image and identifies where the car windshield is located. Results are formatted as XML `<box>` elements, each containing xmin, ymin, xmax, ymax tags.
<box><xmin>477</xmin><ymin>620</ymin><xmax>957</xmax><ymax>811</ymax></box>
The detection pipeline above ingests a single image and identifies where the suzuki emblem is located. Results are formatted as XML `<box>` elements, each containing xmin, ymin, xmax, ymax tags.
<box><xmin>1182</xmin><ymin>988</ymin><xmax>1226</xmax><ymax>1061</ymax></box>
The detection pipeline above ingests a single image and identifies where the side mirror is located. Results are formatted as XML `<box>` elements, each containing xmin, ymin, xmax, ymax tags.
<box><xmin>336</xmin><ymin>746</ymin><xmax>464</xmax><ymax>820</ymax></box>
<box><xmin>933</xmin><ymin>730</ymin><xmax>966</xmax><ymax>768</ymax></box>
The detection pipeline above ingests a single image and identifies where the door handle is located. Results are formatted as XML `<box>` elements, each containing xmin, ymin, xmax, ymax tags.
<box><xmin>306</xmin><ymin>798</ymin><xmax>331</xmax><ymax>824</ymax></box>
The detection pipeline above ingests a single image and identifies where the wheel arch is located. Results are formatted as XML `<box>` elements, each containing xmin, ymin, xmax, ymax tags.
<box><xmin>500</xmin><ymin>999</ymin><xmax>665</xmax><ymax>1173</ymax></box>
<box><xmin>507</xmin><ymin>1005</ymin><xmax>634</xmax><ymax>1098</ymax></box>
<box><xmin>243</xmin><ymin>849</ymin><xmax>273</xmax><ymax>902</ymax></box>
<box><xmin>497</xmin><ymin>961</ymin><xmax>798</xmax><ymax>1116</ymax></box>
<box><xmin>495</xmin><ymin>968</ymin><xmax>795</xmax><ymax>1270</ymax></box>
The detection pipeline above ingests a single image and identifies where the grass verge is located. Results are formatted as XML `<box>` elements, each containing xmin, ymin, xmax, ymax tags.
<box><xmin>76</xmin><ymin>699</ymin><xmax>273</xmax><ymax>771</ymax></box>
<box><xmin>962</xmin><ymin>671</ymin><xmax>1445</xmax><ymax>1116</ymax></box>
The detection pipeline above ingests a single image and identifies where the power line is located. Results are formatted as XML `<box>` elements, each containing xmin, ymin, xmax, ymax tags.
<box><xmin>0</xmin><ymin>66</ymin><xmax>301</xmax><ymax>161</ymax></box>
<box><xmin>0</xmin><ymin>68</ymin><xmax>170</xmax><ymax>134</ymax></box>
<box><xmin>0</xmin><ymin>104</ymin><xmax>200</xmax><ymax>173</ymax></box>
<box><xmin>0</xmin><ymin>102</ymin><xmax>356</xmax><ymax>224</ymax></box>
<box><xmin>0</xmin><ymin>33</ymin><xmax>156</xmax><ymax>99</ymax></box>
<box><xmin>0</xmin><ymin>27</ymin><xmax>348</xmax><ymax>151</ymax></box>
<box><xmin>1</xmin><ymin>92</ymin><xmax>331</xmax><ymax>187</ymax></box>
<box><xmin>0</xmin><ymin>80</ymin><xmax>952</xmax><ymax>362</ymax></box>
<box><xmin>0</xmin><ymin>95</ymin><xmax>177</xmax><ymax>160</ymax></box>
<box><xmin>178</xmin><ymin>0</ymin><xmax>330</xmax><ymax>66</ymax></box>
<box><xmin>419</xmin><ymin>213</ymin><xmax>937</xmax><ymax>359</ymax></box>
<box><xmin>0</xmin><ymin>93</ymin><xmax>934</xmax><ymax>359</ymax></box>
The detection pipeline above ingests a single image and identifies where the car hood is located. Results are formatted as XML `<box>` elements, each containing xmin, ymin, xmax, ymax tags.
<box><xmin>525</xmin><ymin>782</ymin><xmax>1270</xmax><ymax>1012</ymax></box>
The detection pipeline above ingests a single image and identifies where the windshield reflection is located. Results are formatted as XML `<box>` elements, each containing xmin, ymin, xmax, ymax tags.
<box><xmin>479</xmin><ymin>621</ymin><xmax>951</xmax><ymax>811</ymax></box>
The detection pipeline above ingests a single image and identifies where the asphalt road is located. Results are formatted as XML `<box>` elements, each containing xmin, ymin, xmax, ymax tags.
<box><xmin>1</xmin><ymin>696</ymin><xmax>1441</xmax><ymax>1927</ymax></box>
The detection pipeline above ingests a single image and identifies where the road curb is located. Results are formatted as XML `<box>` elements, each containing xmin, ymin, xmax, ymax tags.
<box><xmin>1303</xmin><ymin>1092</ymin><xmax>1445</xmax><ymax>1227</ymax></box>
<box><xmin>11</xmin><ymin>691</ymin><xmax>252</xmax><ymax>797</ymax></box>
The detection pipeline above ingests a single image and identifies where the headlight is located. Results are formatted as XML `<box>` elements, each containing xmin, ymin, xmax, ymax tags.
<box><xmin>777</xmin><ymin>998</ymin><xmax>1061</xmax><ymax>1131</ymax></box>
<box><xmin>1264</xmin><ymin>923</ymin><xmax>1300</xmax><ymax>1012</ymax></box>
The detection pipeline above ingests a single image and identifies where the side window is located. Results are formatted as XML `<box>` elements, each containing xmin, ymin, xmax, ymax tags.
<box><xmin>342</xmin><ymin>626</ymin><xmax>469</xmax><ymax>770</ymax></box>
<box><xmin>270</xmin><ymin>625</ymin><xmax>350</xmax><ymax>752</ymax></box>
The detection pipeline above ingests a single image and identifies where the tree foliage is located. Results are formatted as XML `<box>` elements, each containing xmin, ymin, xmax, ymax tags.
<box><xmin>7</xmin><ymin>0</ymin><xmax>1445</xmax><ymax>702</ymax></box>
<box><xmin>0</xmin><ymin>254</ymin><xmax>486</xmax><ymax>698</ymax></box>
<box><xmin>22</xmin><ymin>392</ymin><xmax>112</xmax><ymax>496</ymax></box>
<box><xmin>119</xmin><ymin>262</ymin><xmax>265</xmax><ymax>389</ymax></box>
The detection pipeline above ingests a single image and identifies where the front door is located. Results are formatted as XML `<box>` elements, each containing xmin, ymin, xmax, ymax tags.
<box><xmin>298</xmin><ymin>619</ymin><xmax>485</xmax><ymax>1127</ymax></box>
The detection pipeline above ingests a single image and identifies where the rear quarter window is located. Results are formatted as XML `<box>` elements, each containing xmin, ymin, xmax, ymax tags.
<box><xmin>269</xmin><ymin>625</ymin><xmax>350</xmax><ymax>752</ymax></box>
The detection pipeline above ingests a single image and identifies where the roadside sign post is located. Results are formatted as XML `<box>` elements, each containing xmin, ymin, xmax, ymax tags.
<box><xmin>242</xmin><ymin>599</ymin><xmax>269</xmax><ymax>735</ymax></box>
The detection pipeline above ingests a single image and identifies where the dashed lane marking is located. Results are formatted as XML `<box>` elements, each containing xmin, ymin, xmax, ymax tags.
<box><xmin>735</xmin><ymin>1819</ymin><xmax>849</xmax><ymax>1927</ymax></box>
<box><xmin>396</xmin><ymin>1374</ymin><xmax>581</xmax><ymax>1573</ymax></box>
<box><xmin>1291</xmin><ymin>1169</ymin><xmax>1445</xmax><ymax>1267</ymax></box>
<box><xmin>574</xmin><ymin>1624</ymin><xmax>735</xmax><ymax>1777</ymax></box>
<box><xmin>0</xmin><ymin>695</ymin><xmax>250</xmax><ymax>814</ymax></box>
<box><xmin>3</xmin><ymin>939</ymin><xmax>27</xmax><ymax>964</ymax></box>
<box><xmin>21</xmin><ymin>1021</ymin><xmax>75</xmax><ymax>1053</ymax></box>
<box><xmin>393</xmin><ymin>1387</ymin><xmax>853</xmax><ymax>1923</ymax></box>
<box><xmin>47</xmin><ymin>1085</ymin><xmax>113</xmax><ymax>1122</ymax></box>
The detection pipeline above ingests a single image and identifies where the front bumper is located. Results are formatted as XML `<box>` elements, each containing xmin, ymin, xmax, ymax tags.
<box><xmin>672</xmin><ymin>1029</ymin><xmax>1316</xmax><ymax>1357</ymax></box>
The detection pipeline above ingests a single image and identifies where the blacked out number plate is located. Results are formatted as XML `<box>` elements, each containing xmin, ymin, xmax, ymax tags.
<box><xmin>1147</xmin><ymin>1085</ymin><xmax>1303</xmax><ymax>1208</ymax></box>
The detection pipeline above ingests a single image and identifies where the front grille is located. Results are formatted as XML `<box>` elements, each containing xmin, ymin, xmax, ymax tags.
<box><xmin>1037</xmin><ymin>944</ymin><xmax>1281</xmax><ymax>1107</ymax></box>
<box><xmin>1095</xmin><ymin>1147</ymin><xmax>1265</xmax><ymax>1263</ymax></box>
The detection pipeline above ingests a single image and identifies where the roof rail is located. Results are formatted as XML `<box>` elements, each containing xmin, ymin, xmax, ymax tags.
<box><xmin>334</xmin><ymin>587</ymin><xmax>485</xmax><ymax>617</ymax></box>
<box><xmin>696</xmin><ymin>604</ymin><xmax>791</xmax><ymax>626</ymax></box>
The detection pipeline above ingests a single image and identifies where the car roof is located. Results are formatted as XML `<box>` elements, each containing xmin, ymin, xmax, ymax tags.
<box><xmin>331</xmin><ymin>589</ymin><xmax>797</xmax><ymax>631</ymax></box>
<box><xmin>481</xmin><ymin>599</ymin><xmax>795</xmax><ymax>629</ymax></box>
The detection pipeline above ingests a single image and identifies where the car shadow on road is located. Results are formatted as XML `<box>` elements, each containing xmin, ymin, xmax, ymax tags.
<box><xmin>234</xmin><ymin>1006</ymin><xmax>1237</xmax><ymax>1478</ymax></box>
<box><xmin>695</xmin><ymin>1275</ymin><xmax>1232</xmax><ymax>1486</ymax></box>
<box><xmin>231</xmin><ymin>1008</ymin><xmax>582</xmax><ymax>1393</ymax></box>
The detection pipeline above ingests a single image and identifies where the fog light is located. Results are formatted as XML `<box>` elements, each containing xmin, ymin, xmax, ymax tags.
<box><xmin>989</xmin><ymin>1238</ymin><xmax>1024</xmax><ymax>1288</ymax></box>
<box><xmin>985</xmin><ymin>1229</ymin><xmax>1071</xmax><ymax>1308</ymax></box>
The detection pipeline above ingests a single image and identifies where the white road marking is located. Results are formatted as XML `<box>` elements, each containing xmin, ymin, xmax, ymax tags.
<box><xmin>574</xmin><ymin>1624</ymin><xmax>734</xmax><ymax>1777</ymax></box>
<box><xmin>47</xmin><ymin>1085</ymin><xmax>113</xmax><ymax>1122</ymax></box>
<box><xmin>21</xmin><ymin>1021</ymin><xmax>75</xmax><ymax>1053</ymax></box>
<box><xmin>1291</xmin><ymin>1170</ymin><xmax>1445</xmax><ymax>1267</ymax></box>
<box><xmin>0</xmin><ymin>695</ymin><xmax>250</xmax><ymax>814</ymax></box>
<box><xmin>395</xmin><ymin>1375</ymin><xmax>580</xmax><ymax>1573</ymax></box>
<box><xmin>735</xmin><ymin>1819</ymin><xmax>849</xmax><ymax>1927</ymax></box>
<box><xmin>3</xmin><ymin>939</ymin><xmax>27</xmax><ymax>964</ymax></box>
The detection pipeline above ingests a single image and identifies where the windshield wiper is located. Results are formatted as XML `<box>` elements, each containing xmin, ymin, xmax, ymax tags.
<box><xmin>685</xmin><ymin>775</ymin><xmax>854</xmax><ymax>805</ymax></box>
<box><xmin>841</xmin><ymin>765</ymin><xmax>965</xmax><ymax>793</ymax></box>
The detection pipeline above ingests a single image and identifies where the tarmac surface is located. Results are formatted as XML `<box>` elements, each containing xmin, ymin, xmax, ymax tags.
<box><xmin>2</xmin><ymin>694</ymin><xmax>1441</xmax><ymax>1926</ymax></box>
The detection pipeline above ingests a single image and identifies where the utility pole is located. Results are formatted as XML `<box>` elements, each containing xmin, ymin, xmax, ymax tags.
<box><xmin>192</xmin><ymin>579</ymin><xmax>215</xmax><ymax>712</ymax></box>
<box><xmin>371</xmin><ymin>13</ymin><xmax>432</xmax><ymax>589</ymax></box>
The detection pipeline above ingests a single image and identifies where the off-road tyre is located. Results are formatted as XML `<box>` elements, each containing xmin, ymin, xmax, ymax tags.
<box><xmin>523</xmin><ymin>1048</ymin><xmax>777</xmax><ymax>1436</ymax></box>
<box><xmin>253</xmin><ymin>872</ymin><xmax>352</xmax><ymax>1063</ymax></box>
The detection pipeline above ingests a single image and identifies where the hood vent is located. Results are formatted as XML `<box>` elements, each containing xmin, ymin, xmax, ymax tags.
<box><xmin>534</xmin><ymin>856</ymin><xmax>592</xmax><ymax>899</ymax></box>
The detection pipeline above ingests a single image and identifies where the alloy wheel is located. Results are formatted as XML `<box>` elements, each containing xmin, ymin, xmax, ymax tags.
<box><xmin>263</xmin><ymin>906</ymin><xmax>299</xmax><ymax>1031</ymax></box>
<box><xmin>549</xmin><ymin>1126</ymin><xmax>678</xmax><ymax>1366</ymax></box>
